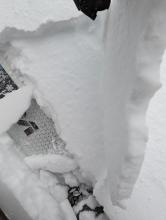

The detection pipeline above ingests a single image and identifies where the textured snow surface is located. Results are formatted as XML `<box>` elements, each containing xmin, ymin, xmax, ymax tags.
<box><xmin>0</xmin><ymin>0</ymin><xmax>166</xmax><ymax>220</ymax></box>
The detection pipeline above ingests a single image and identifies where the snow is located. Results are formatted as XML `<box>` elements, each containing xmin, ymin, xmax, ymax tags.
<box><xmin>7</xmin><ymin>17</ymin><xmax>107</xmax><ymax>187</ymax></box>
<box><xmin>60</xmin><ymin>200</ymin><xmax>77</xmax><ymax>220</ymax></box>
<box><xmin>73</xmin><ymin>196</ymin><xmax>98</xmax><ymax>214</ymax></box>
<box><xmin>0</xmin><ymin>0</ymin><xmax>166</xmax><ymax>220</ymax></box>
<box><xmin>79</xmin><ymin>211</ymin><xmax>106</xmax><ymax>220</ymax></box>
<box><xmin>0</xmin><ymin>135</ymin><xmax>64</xmax><ymax>220</ymax></box>
<box><xmin>39</xmin><ymin>170</ymin><xmax>68</xmax><ymax>202</ymax></box>
<box><xmin>0</xmin><ymin>85</ymin><xmax>33</xmax><ymax>134</ymax></box>
<box><xmin>25</xmin><ymin>154</ymin><xmax>77</xmax><ymax>173</ymax></box>
<box><xmin>63</xmin><ymin>172</ymin><xmax>79</xmax><ymax>187</ymax></box>
<box><xmin>108</xmin><ymin>46</ymin><xmax>166</xmax><ymax>220</ymax></box>
<box><xmin>0</xmin><ymin>0</ymin><xmax>81</xmax><ymax>33</ymax></box>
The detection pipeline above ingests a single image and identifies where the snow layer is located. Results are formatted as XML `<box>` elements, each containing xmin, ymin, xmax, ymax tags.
<box><xmin>0</xmin><ymin>0</ymin><xmax>166</xmax><ymax>220</ymax></box>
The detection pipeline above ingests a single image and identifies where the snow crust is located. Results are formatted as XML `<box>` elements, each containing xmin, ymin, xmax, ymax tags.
<box><xmin>0</xmin><ymin>0</ymin><xmax>166</xmax><ymax>220</ymax></box>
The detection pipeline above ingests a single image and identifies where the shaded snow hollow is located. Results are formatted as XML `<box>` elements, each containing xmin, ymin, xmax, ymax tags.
<box><xmin>0</xmin><ymin>0</ymin><xmax>166</xmax><ymax>220</ymax></box>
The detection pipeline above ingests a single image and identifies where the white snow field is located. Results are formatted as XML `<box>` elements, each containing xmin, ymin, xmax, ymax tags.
<box><xmin>0</xmin><ymin>0</ymin><xmax>166</xmax><ymax>220</ymax></box>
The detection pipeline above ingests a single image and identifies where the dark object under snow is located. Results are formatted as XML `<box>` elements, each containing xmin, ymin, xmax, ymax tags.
<box><xmin>73</xmin><ymin>0</ymin><xmax>111</xmax><ymax>20</ymax></box>
<box><xmin>68</xmin><ymin>185</ymin><xmax>104</xmax><ymax>220</ymax></box>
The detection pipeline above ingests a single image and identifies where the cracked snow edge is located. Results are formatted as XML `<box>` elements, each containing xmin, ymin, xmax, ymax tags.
<box><xmin>0</xmin><ymin>15</ymin><xmax>83</xmax><ymax>44</ymax></box>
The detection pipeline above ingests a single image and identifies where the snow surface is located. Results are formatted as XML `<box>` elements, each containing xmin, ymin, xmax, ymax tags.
<box><xmin>0</xmin><ymin>0</ymin><xmax>166</xmax><ymax>220</ymax></box>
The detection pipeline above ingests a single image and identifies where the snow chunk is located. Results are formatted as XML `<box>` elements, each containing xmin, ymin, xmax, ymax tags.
<box><xmin>63</xmin><ymin>172</ymin><xmax>79</xmax><ymax>187</ymax></box>
<box><xmin>0</xmin><ymin>85</ymin><xmax>33</xmax><ymax>134</ymax></box>
<box><xmin>73</xmin><ymin>196</ymin><xmax>98</xmax><ymax>214</ymax></box>
<box><xmin>25</xmin><ymin>154</ymin><xmax>77</xmax><ymax>173</ymax></box>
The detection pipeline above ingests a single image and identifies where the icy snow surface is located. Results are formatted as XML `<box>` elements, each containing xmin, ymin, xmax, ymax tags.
<box><xmin>0</xmin><ymin>0</ymin><xmax>166</xmax><ymax>220</ymax></box>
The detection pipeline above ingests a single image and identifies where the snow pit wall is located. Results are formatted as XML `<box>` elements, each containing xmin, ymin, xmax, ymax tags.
<box><xmin>110</xmin><ymin>48</ymin><xmax>166</xmax><ymax>220</ymax></box>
